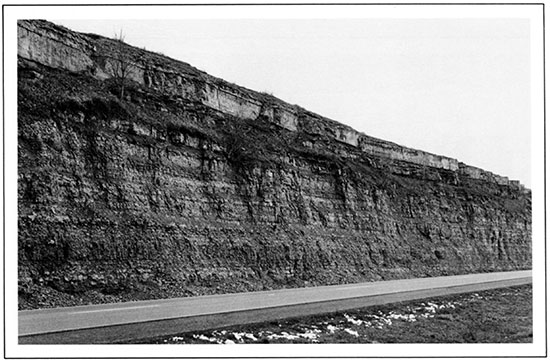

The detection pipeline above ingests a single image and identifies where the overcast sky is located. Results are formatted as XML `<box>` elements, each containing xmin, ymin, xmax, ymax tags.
<box><xmin>53</xmin><ymin>18</ymin><xmax>531</xmax><ymax>187</ymax></box>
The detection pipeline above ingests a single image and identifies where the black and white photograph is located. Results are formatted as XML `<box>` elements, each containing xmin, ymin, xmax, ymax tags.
<box><xmin>3</xmin><ymin>1</ymin><xmax>546</xmax><ymax>358</ymax></box>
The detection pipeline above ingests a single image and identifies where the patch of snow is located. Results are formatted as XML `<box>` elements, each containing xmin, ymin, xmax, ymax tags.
<box><xmin>193</xmin><ymin>334</ymin><xmax>220</xmax><ymax>343</ymax></box>
<box><xmin>244</xmin><ymin>333</ymin><xmax>257</xmax><ymax>341</ymax></box>
<box><xmin>387</xmin><ymin>313</ymin><xmax>417</xmax><ymax>322</ymax></box>
<box><xmin>267</xmin><ymin>333</ymin><xmax>300</xmax><ymax>341</ymax></box>
<box><xmin>298</xmin><ymin>330</ymin><xmax>322</xmax><ymax>341</ymax></box>
<box><xmin>344</xmin><ymin>328</ymin><xmax>359</xmax><ymax>337</ymax></box>
<box><xmin>344</xmin><ymin>314</ymin><xmax>363</xmax><ymax>326</ymax></box>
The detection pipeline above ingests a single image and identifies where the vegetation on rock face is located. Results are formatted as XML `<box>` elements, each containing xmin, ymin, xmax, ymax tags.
<box><xmin>17</xmin><ymin>32</ymin><xmax>531</xmax><ymax>310</ymax></box>
<box><xmin>109</xmin><ymin>30</ymin><xmax>133</xmax><ymax>101</ymax></box>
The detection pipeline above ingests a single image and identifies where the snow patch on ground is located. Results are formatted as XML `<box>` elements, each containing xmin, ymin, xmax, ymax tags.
<box><xmin>165</xmin><ymin>298</ymin><xmax>463</xmax><ymax>344</ymax></box>
<box><xmin>344</xmin><ymin>328</ymin><xmax>359</xmax><ymax>337</ymax></box>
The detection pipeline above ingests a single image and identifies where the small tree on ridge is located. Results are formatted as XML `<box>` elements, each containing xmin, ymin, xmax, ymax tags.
<box><xmin>111</xmin><ymin>30</ymin><xmax>133</xmax><ymax>101</ymax></box>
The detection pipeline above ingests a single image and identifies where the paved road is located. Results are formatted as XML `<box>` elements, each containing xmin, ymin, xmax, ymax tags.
<box><xmin>19</xmin><ymin>270</ymin><xmax>531</xmax><ymax>343</ymax></box>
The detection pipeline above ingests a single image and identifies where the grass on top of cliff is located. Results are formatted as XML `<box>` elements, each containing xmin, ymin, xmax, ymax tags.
<box><xmin>136</xmin><ymin>285</ymin><xmax>532</xmax><ymax>344</ymax></box>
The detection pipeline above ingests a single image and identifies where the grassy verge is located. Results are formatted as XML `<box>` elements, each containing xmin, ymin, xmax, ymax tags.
<box><xmin>136</xmin><ymin>284</ymin><xmax>532</xmax><ymax>344</ymax></box>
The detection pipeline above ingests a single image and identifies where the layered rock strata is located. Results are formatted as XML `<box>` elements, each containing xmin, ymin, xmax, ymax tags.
<box><xmin>17</xmin><ymin>20</ymin><xmax>531</xmax><ymax>309</ymax></box>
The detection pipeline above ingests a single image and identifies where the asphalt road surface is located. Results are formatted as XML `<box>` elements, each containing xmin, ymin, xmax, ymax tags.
<box><xmin>19</xmin><ymin>270</ymin><xmax>532</xmax><ymax>344</ymax></box>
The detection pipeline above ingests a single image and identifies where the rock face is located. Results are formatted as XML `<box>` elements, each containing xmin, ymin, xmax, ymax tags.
<box><xmin>17</xmin><ymin>20</ymin><xmax>531</xmax><ymax>310</ymax></box>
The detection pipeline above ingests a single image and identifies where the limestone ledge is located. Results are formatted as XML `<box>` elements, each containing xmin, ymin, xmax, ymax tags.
<box><xmin>17</xmin><ymin>20</ymin><xmax>526</xmax><ymax>191</ymax></box>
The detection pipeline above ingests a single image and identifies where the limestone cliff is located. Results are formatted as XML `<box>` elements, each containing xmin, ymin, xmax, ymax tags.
<box><xmin>17</xmin><ymin>20</ymin><xmax>531</xmax><ymax>309</ymax></box>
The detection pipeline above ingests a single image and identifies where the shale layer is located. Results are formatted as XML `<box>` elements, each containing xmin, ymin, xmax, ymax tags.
<box><xmin>17</xmin><ymin>20</ymin><xmax>531</xmax><ymax>310</ymax></box>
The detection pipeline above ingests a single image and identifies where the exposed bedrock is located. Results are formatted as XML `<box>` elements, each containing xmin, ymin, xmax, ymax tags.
<box><xmin>17</xmin><ymin>20</ymin><xmax>531</xmax><ymax>310</ymax></box>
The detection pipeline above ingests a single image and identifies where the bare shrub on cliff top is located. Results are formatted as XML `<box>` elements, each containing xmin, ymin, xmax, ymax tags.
<box><xmin>110</xmin><ymin>30</ymin><xmax>133</xmax><ymax>101</ymax></box>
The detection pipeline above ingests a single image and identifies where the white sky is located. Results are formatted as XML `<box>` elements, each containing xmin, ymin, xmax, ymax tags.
<box><xmin>53</xmin><ymin>18</ymin><xmax>531</xmax><ymax>187</ymax></box>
